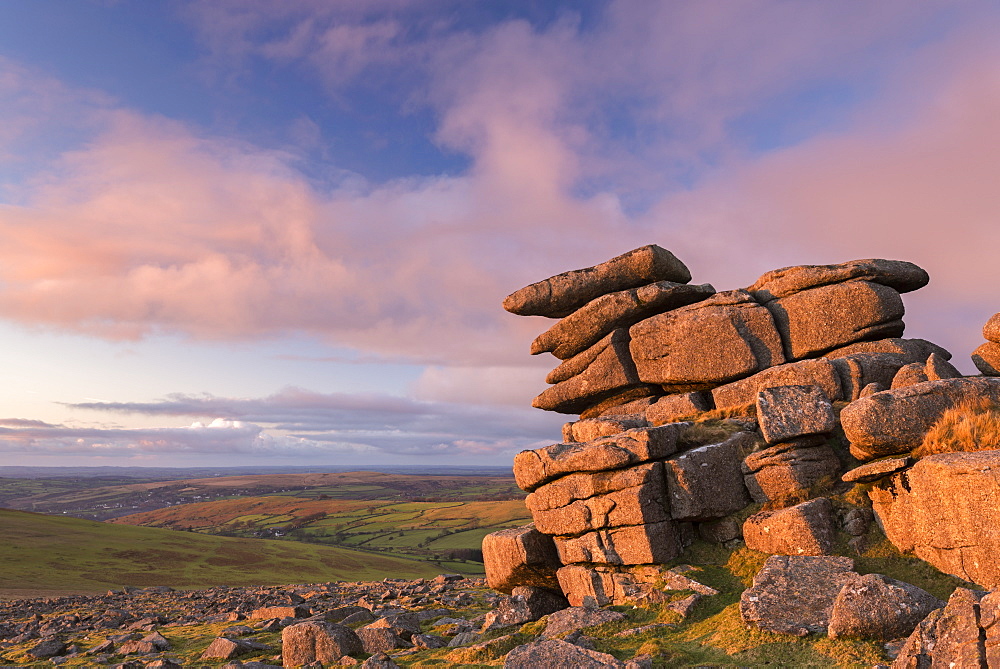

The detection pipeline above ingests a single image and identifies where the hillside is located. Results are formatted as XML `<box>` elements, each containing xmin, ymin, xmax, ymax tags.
<box><xmin>0</xmin><ymin>508</ymin><xmax>449</xmax><ymax>600</ymax></box>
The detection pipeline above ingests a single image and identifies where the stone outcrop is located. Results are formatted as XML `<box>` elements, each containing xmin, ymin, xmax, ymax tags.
<box><xmin>661</xmin><ymin>432</ymin><xmax>754</xmax><ymax>521</ymax></box>
<box><xmin>892</xmin><ymin>587</ymin><xmax>999</xmax><ymax>668</ymax></box>
<box><xmin>869</xmin><ymin>450</ymin><xmax>1000</xmax><ymax>589</ymax></box>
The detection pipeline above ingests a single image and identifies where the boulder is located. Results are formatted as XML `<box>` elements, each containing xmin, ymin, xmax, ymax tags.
<box><xmin>534</xmin><ymin>329</ymin><xmax>657</xmax><ymax>415</ymax></box>
<box><xmin>743</xmin><ymin>498</ymin><xmax>837</xmax><ymax>556</ymax></box>
<box><xmin>362</xmin><ymin>652</ymin><xmax>402</xmax><ymax>668</ymax></box>
<box><xmin>869</xmin><ymin>450</ymin><xmax>1000</xmax><ymax>589</ymax></box>
<box><xmin>925</xmin><ymin>352</ymin><xmax>961</xmax><ymax>381</ymax></box>
<box><xmin>530</xmin><ymin>281</ymin><xmax>714</xmax><ymax>359</ymax></box>
<box><xmin>841</xmin><ymin>456</ymin><xmax>913</xmax><ymax>484</ymax></box>
<box><xmin>973</xmin><ymin>341</ymin><xmax>1000</xmax><ymax>376</ymax></box>
<box><xmin>892</xmin><ymin>588</ymin><xmax>990</xmax><ymax>668</ymax></box>
<box><xmin>645</xmin><ymin>392</ymin><xmax>712</xmax><ymax>424</ymax></box>
<box><xmin>527</xmin><ymin>464</ymin><xmax>670</xmax><ymax>536</ymax></box>
<box><xmin>513</xmin><ymin>424</ymin><xmax>687</xmax><ymax>491</ymax></box>
<box><xmin>986</xmin><ymin>313</ymin><xmax>1000</xmax><ymax>342</ymax></box>
<box><xmin>556</xmin><ymin>565</ymin><xmax>669</xmax><ymax>607</ymax></box>
<box><xmin>746</xmin><ymin>259</ymin><xmax>929</xmax><ymax>302</ymax></box>
<box><xmin>27</xmin><ymin>638</ymin><xmax>66</xmax><ymax>659</ymax></box>
<box><xmin>250</xmin><ymin>605</ymin><xmax>309</xmax><ymax>620</ymax></box>
<box><xmin>503</xmin><ymin>638</ymin><xmax>624</xmax><ymax>668</ymax></box>
<box><xmin>712</xmin><ymin>358</ymin><xmax>842</xmax><ymax>410</ymax></box>
<box><xmin>629</xmin><ymin>290</ymin><xmax>786</xmax><ymax>389</ymax></box>
<box><xmin>481</xmin><ymin>586</ymin><xmax>568</xmax><ymax>631</ymax></box>
<box><xmin>281</xmin><ymin>622</ymin><xmax>362</xmax><ymax>666</ymax></box>
<box><xmin>503</xmin><ymin>245</ymin><xmax>691</xmax><ymax>318</ymax></box>
<box><xmin>542</xmin><ymin>606</ymin><xmax>627</xmax><ymax>637</ymax></box>
<box><xmin>662</xmin><ymin>432</ymin><xmax>755</xmax><ymax>521</ymax></box>
<box><xmin>366</xmin><ymin>613</ymin><xmax>420</xmax><ymax>640</ymax></box>
<box><xmin>482</xmin><ymin>524</ymin><xmax>562</xmax><ymax>593</ymax></box>
<box><xmin>553</xmin><ymin>520</ymin><xmax>683</xmax><ymax>565</ymax></box>
<box><xmin>742</xmin><ymin>438</ymin><xmax>841</xmax><ymax>503</ymax></box>
<box><xmin>200</xmin><ymin>637</ymin><xmax>256</xmax><ymax>660</ymax></box>
<box><xmin>823</xmin><ymin>337</ymin><xmax>952</xmax><ymax>362</ymax></box>
<box><xmin>827</xmin><ymin>573</ymin><xmax>943</xmax><ymax>640</ymax></box>
<box><xmin>829</xmin><ymin>352</ymin><xmax>911</xmax><ymax>401</ymax></box>
<box><xmin>840</xmin><ymin>377</ymin><xmax>1000</xmax><ymax>461</ymax></box>
<box><xmin>563</xmin><ymin>415</ymin><xmax>649</xmax><ymax>443</ymax></box>
<box><xmin>756</xmin><ymin>385</ymin><xmax>836</xmax><ymax>445</ymax></box>
<box><xmin>890</xmin><ymin>362</ymin><xmax>927</xmax><ymax>389</ymax></box>
<box><xmin>740</xmin><ymin>555</ymin><xmax>857</xmax><ymax>636</ymax></box>
<box><xmin>356</xmin><ymin>627</ymin><xmax>411</xmax><ymax>653</ymax></box>
<box><xmin>765</xmin><ymin>280</ymin><xmax>905</xmax><ymax>361</ymax></box>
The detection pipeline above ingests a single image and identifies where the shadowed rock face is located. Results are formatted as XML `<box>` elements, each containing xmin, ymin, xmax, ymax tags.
<box><xmin>481</xmin><ymin>525</ymin><xmax>562</xmax><ymax>594</ymax></box>
<box><xmin>870</xmin><ymin>450</ymin><xmax>1000</xmax><ymax>589</ymax></box>
<box><xmin>892</xmin><ymin>588</ymin><xmax>996</xmax><ymax>668</ymax></box>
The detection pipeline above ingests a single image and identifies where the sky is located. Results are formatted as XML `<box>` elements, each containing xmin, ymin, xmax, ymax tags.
<box><xmin>1</xmin><ymin>0</ymin><xmax>999</xmax><ymax>468</ymax></box>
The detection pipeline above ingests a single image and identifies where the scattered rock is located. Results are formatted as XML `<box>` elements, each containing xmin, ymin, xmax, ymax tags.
<box><xmin>481</xmin><ymin>586</ymin><xmax>568</xmax><ymax>632</ymax></box>
<box><xmin>542</xmin><ymin>606</ymin><xmax>626</xmax><ymax>638</ymax></box>
<box><xmin>503</xmin><ymin>638</ymin><xmax>624</xmax><ymax>668</ymax></box>
<box><xmin>892</xmin><ymin>587</ymin><xmax>991</xmax><ymax>667</ymax></box>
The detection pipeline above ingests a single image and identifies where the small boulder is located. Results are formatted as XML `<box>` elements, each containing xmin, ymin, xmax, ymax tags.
<box><xmin>281</xmin><ymin>621</ymin><xmax>362</xmax><ymax>666</ymax></box>
<box><xmin>890</xmin><ymin>362</ymin><xmax>927</xmax><ymax>389</ymax></box>
<box><xmin>756</xmin><ymin>385</ymin><xmax>836</xmax><ymax>445</ymax></box>
<box><xmin>482</xmin><ymin>524</ymin><xmax>561</xmax><ymax>593</ymax></box>
<box><xmin>542</xmin><ymin>606</ymin><xmax>626</xmax><ymax>638</ymax></box>
<box><xmin>973</xmin><ymin>341</ymin><xmax>1000</xmax><ymax>376</ymax></box>
<box><xmin>841</xmin><ymin>457</ymin><xmax>912</xmax><ymax>483</ymax></box>
<box><xmin>481</xmin><ymin>586</ymin><xmax>568</xmax><ymax>632</ymax></box>
<box><xmin>503</xmin><ymin>638</ymin><xmax>624</xmax><ymax>668</ymax></box>
<box><xmin>356</xmin><ymin>627</ymin><xmax>411</xmax><ymax>654</ymax></box>
<box><xmin>985</xmin><ymin>313</ymin><xmax>1000</xmax><ymax>342</ymax></box>
<box><xmin>645</xmin><ymin>392</ymin><xmax>712</xmax><ymax>424</ymax></box>
<box><xmin>743</xmin><ymin>498</ymin><xmax>837</xmax><ymax>556</ymax></box>
<box><xmin>742</xmin><ymin>438</ymin><xmax>841</xmax><ymax>503</ymax></box>
<box><xmin>827</xmin><ymin>573</ymin><xmax>943</xmax><ymax>640</ymax></box>
<box><xmin>892</xmin><ymin>588</ymin><xmax>989</xmax><ymax>667</ymax></box>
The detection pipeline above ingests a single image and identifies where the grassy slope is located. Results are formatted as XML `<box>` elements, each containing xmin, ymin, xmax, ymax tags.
<box><xmin>0</xmin><ymin>508</ymin><xmax>446</xmax><ymax>598</ymax></box>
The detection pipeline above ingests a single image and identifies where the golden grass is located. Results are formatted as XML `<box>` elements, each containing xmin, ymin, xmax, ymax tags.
<box><xmin>912</xmin><ymin>396</ymin><xmax>1000</xmax><ymax>458</ymax></box>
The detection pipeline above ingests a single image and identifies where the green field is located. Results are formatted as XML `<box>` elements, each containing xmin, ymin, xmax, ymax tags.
<box><xmin>0</xmin><ymin>508</ymin><xmax>450</xmax><ymax>599</ymax></box>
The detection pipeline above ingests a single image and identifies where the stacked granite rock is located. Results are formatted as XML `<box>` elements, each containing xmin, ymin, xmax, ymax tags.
<box><xmin>972</xmin><ymin>312</ymin><xmax>1000</xmax><ymax>376</ymax></box>
<box><xmin>484</xmin><ymin>244</ymin><xmax>973</xmax><ymax>607</ymax></box>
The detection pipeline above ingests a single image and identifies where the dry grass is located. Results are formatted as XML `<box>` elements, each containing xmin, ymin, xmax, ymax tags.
<box><xmin>912</xmin><ymin>397</ymin><xmax>1000</xmax><ymax>458</ymax></box>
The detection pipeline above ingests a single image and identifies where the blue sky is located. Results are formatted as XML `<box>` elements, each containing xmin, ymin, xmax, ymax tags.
<box><xmin>0</xmin><ymin>0</ymin><xmax>998</xmax><ymax>467</ymax></box>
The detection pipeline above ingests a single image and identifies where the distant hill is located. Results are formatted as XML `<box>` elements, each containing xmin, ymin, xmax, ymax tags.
<box><xmin>0</xmin><ymin>508</ymin><xmax>449</xmax><ymax>600</ymax></box>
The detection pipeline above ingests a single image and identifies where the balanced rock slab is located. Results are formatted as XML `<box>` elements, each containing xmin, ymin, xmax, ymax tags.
<box><xmin>985</xmin><ymin>313</ymin><xmax>1000</xmax><ymax>342</ymax></box>
<box><xmin>742</xmin><ymin>438</ymin><xmax>841</xmax><ymax>503</ymax></box>
<box><xmin>662</xmin><ymin>432</ymin><xmax>754</xmax><ymax>521</ymax></box>
<box><xmin>840</xmin><ymin>377</ymin><xmax>1000</xmax><ymax>461</ymax></box>
<box><xmin>513</xmin><ymin>424</ymin><xmax>687</xmax><ymax>491</ymax></box>
<box><xmin>503</xmin><ymin>244</ymin><xmax>691</xmax><ymax>318</ymax></box>
<box><xmin>629</xmin><ymin>290</ymin><xmax>786</xmax><ymax>389</ymax></box>
<box><xmin>756</xmin><ymin>384</ymin><xmax>836</xmax><ymax>445</ymax></box>
<box><xmin>765</xmin><ymin>280</ymin><xmax>905</xmax><ymax>360</ymax></box>
<box><xmin>530</xmin><ymin>281</ymin><xmax>714</xmax><ymax>359</ymax></box>
<box><xmin>740</xmin><ymin>555</ymin><xmax>856</xmax><ymax>636</ymax></box>
<box><xmin>973</xmin><ymin>341</ymin><xmax>1000</xmax><ymax>376</ymax></box>
<box><xmin>482</xmin><ymin>524</ymin><xmax>561</xmax><ymax>593</ymax></box>
<box><xmin>870</xmin><ymin>450</ymin><xmax>1000</xmax><ymax>589</ymax></box>
<box><xmin>553</xmin><ymin>520</ymin><xmax>683</xmax><ymax>565</ymax></box>
<box><xmin>743</xmin><ymin>498</ymin><xmax>836</xmax><ymax>556</ymax></box>
<box><xmin>823</xmin><ymin>337</ymin><xmax>952</xmax><ymax>362</ymax></box>
<box><xmin>827</xmin><ymin>573</ymin><xmax>942</xmax><ymax>640</ymax></box>
<box><xmin>562</xmin><ymin>415</ymin><xmax>649</xmax><ymax>443</ymax></box>
<box><xmin>746</xmin><ymin>258</ymin><xmax>929</xmax><ymax>302</ymax></box>
<box><xmin>711</xmin><ymin>358</ymin><xmax>842</xmax><ymax>410</ymax></box>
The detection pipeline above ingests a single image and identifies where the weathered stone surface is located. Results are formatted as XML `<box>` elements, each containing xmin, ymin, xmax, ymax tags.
<box><xmin>645</xmin><ymin>392</ymin><xmax>712</xmax><ymax>424</ymax></box>
<box><xmin>698</xmin><ymin>517</ymin><xmax>743</xmax><ymax>543</ymax></box>
<box><xmin>662</xmin><ymin>432</ymin><xmax>754</xmax><ymax>521</ymax></box>
<box><xmin>282</xmin><ymin>621</ymin><xmax>363</xmax><ymax>666</ymax></box>
<box><xmin>841</xmin><ymin>377</ymin><xmax>1000</xmax><ymax>461</ymax></box>
<box><xmin>595</xmin><ymin>396</ymin><xmax>659</xmax><ymax>419</ymax></box>
<box><xmin>827</xmin><ymin>573</ymin><xmax>943</xmax><ymax>640</ymax></box>
<box><xmin>531</xmin><ymin>281</ymin><xmax>714</xmax><ymax>359</ymax></box>
<box><xmin>367</xmin><ymin>613</ymin><xmax>420</xmax><ymax>641</ymax></box>
<box><xmin>712</xmin><ymin>358</ymin><xmax>842</xmax><ymax>410</ymax></box>
<box><xmin>823</xmin><ymin>337</ymin><xmax>952</xmax><ymax>362</ymax></box>
<box><xmin>563</xmin><ymin>415</ymin><xmax>649</xmax><ymax>443</ymax></box>
<box><xmin>556</xmin><ymin>565</ymin><xmax>661</xmax><ymax>607</ymax></box>
<box><xmin>870</xmin><ymin>451</ymin><xmax>1000</xmax><ymax>589</ymax></box>
<box><xmin>513</xmin><ymin>424</ymin><xmax>687</xmax><ymax>491</ymax></box>
<box><xmin>973</xmin><ymin>341</ymin><xmax>1000</xmax><ymax>376</ymax></box>
<box><xmin>503</xmin><ymin>638</ymin><xmax>624</xmax><ymax>668</ymax></box>
<box><xmin>526</xmin><ymin>462</ymin><xmax>661</xmax><ymax>512</ymax></box>
<box><xmin>829</xmin><ymin>352</ymin><xmax>911</xmax><ymax>401</ymax></box>
<box><xmin>766</xmin><ymin>280</ymin><xmax>905</xmax><ymax>361</ymax></box>
<box><xmin>527</xmin><ymin>464</ymin><xmax>669</xmax><ymax>536</ymax></box>
<box><xmin>250</xmin><ymin>605</ymin><xmax>309</xmax><ymax>620</ymax></box>
<box><xmin>28</xmin><ymin>638</ymin><xmax>66</xmax><ymax>659</ymax></box>
<box><xmin>740</xmin><ymin>555</ymin><xmax>856</xmax><ymax>636</ymax></box>
<box><xmin>503</xmin><ymin>245</ymin><xmax>691</xmax><ymax>318</ymax></box>
<box><xmin>580</xmin><ymin>387</ymin><xmax>663</xmax><ymax>419</ymax></box>
<box><xmin>362</xmin><ymin>652</ymin><xmax>402</xmax><ymax>668</ymax></box>
<box><xmin>201</xmin><ymin>637</ymin><xmax>254</xmax><ymax>660</ymax></box>
<box><xmin>662</xmin><ymin>565</ymin><xmax>720</xmax><ymax>595</ymax></box>
<box><xmin>542</xmin><ymin>606</ymin><xmax>627</xmax><ymax>638</ymax></box>
<box><xmin>534</xmin><ymin>329</ymin><xmax>653</xmax><ymax>415</ymax></box>
<box><xmin>890</xmin><ymin>362</ymin><xmax>927</xmax><ymax>389</ymax></box>
<box><xmin>985</xmin><ymin>313</ymin><xmax>1000</xmax><ymax>342</ymax></box>
<box><xmin>756</xmin><ymin>385</ymin><xmax>836</xmax><ymax>445</ymax></box>
<box><xmin>925</xmin><ymin>352</ymin><xmax>961</xmax><ymax>381</ymax></box>
<box><xmin>742</xmin><ymin>438</ymin><xmax>841</xmax><ymax>503</ymax></box>
<box><xmin>629</xmin><ymin>290</ymin><xmax>786</xmax><ymax>389</ymax></box>
<box><xmin>554</xmin><ymin>521</ymin><xmax>683</xmax><ymax>565</ymax></box>
<box><xmin>747</xmin><ymin>259</ymin><xmax>929</xmax><ymax>302</ymax></box>
<box><xmin>841</xmin><ymin>456</ymin><xmax>913</xmax><ymax>483</ymax></box>
<box><xmin>482</xmin><ymin>524</ymin><xmax>561</xmax><ymax>593</ymax></box>
<box><xmin>743</xmin><ymin>498</ymin><xmax>837</xmax><ymax>556</ymax></box>
<box><xmin>892</xmin><ymin>588</ymin><xmax>986</xmax><ymax>668</ymax></box>
<box><xmin>482</xmin><ymin>586</ymin><xmax>568</xmax><ymax>631</ymax></box>
<box><xmin>357</xmin><ymin>626</ymin><xmax>412</xmax><ymax>653</ymax></box>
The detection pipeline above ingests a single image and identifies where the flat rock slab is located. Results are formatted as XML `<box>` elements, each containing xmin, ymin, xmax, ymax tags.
<box><xmin>743</xmin><ymin>498</ymin><xmax>837</xmax><ymax>556</ymax></box>
<box><xmin>840</xmin><ymin>377</ymin><xmax>1000</xmax><ymax>461</ymax></box>
<box><xmin>746</xmin><ymin>258</ymin><xmax>928</xmax><ymax>302</ymax></box>
<box><xmin>514</xmin><ymin>424</ymin><xmax>687</xmax><ymax>491</ymax></box>
<box><xmin>503</xmin><ymin>244</ymin><xmax>691</xmax><ymax>318</ymax></box>
<box><xmin>740</xmin><ymin>555</ymin><xmax>856</xmax><ymax>636</ymax></box>
<box><xmin>542</xmin><ymin>606</ymin><xmax>627</xmax><ymax>637</ymax></box>
<box><xmin>870</xmin><ymin>450</ymin><xmax>1000</xmax><ymax>589</ymax></box>
<box><xmin>756</xmin><ymin>384</ymin><xmax>836</xmax><ymax>445</ymax></box>
<box><xmin>504</xmin><ymin>638</ymin><xmax>624</xmax><ymax>668</ymax></box>
<box><xmin>823</xmin><ymin>337</ymin><xmax>952</xmax><ymax>362</ymax></box>
<box><xmin>530</xmin><ymin>281</ymin><xmax>714</xmax><ymax>359</ymax></box>
<box><xmin>841</xmin><ymin>457</ymin><xmax>913</xmax><ymax>483</ymax></box>
<box><xmin>563</xmin><ymin>415</ymin><xmax>649</xmax><ymax>443</ymax></box>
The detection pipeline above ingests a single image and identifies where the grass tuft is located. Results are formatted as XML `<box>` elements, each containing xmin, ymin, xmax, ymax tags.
<box><xmin>913</xmin><ymin>397</ymin><xmax>1000</xmax><ymax>458</ymax></box>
